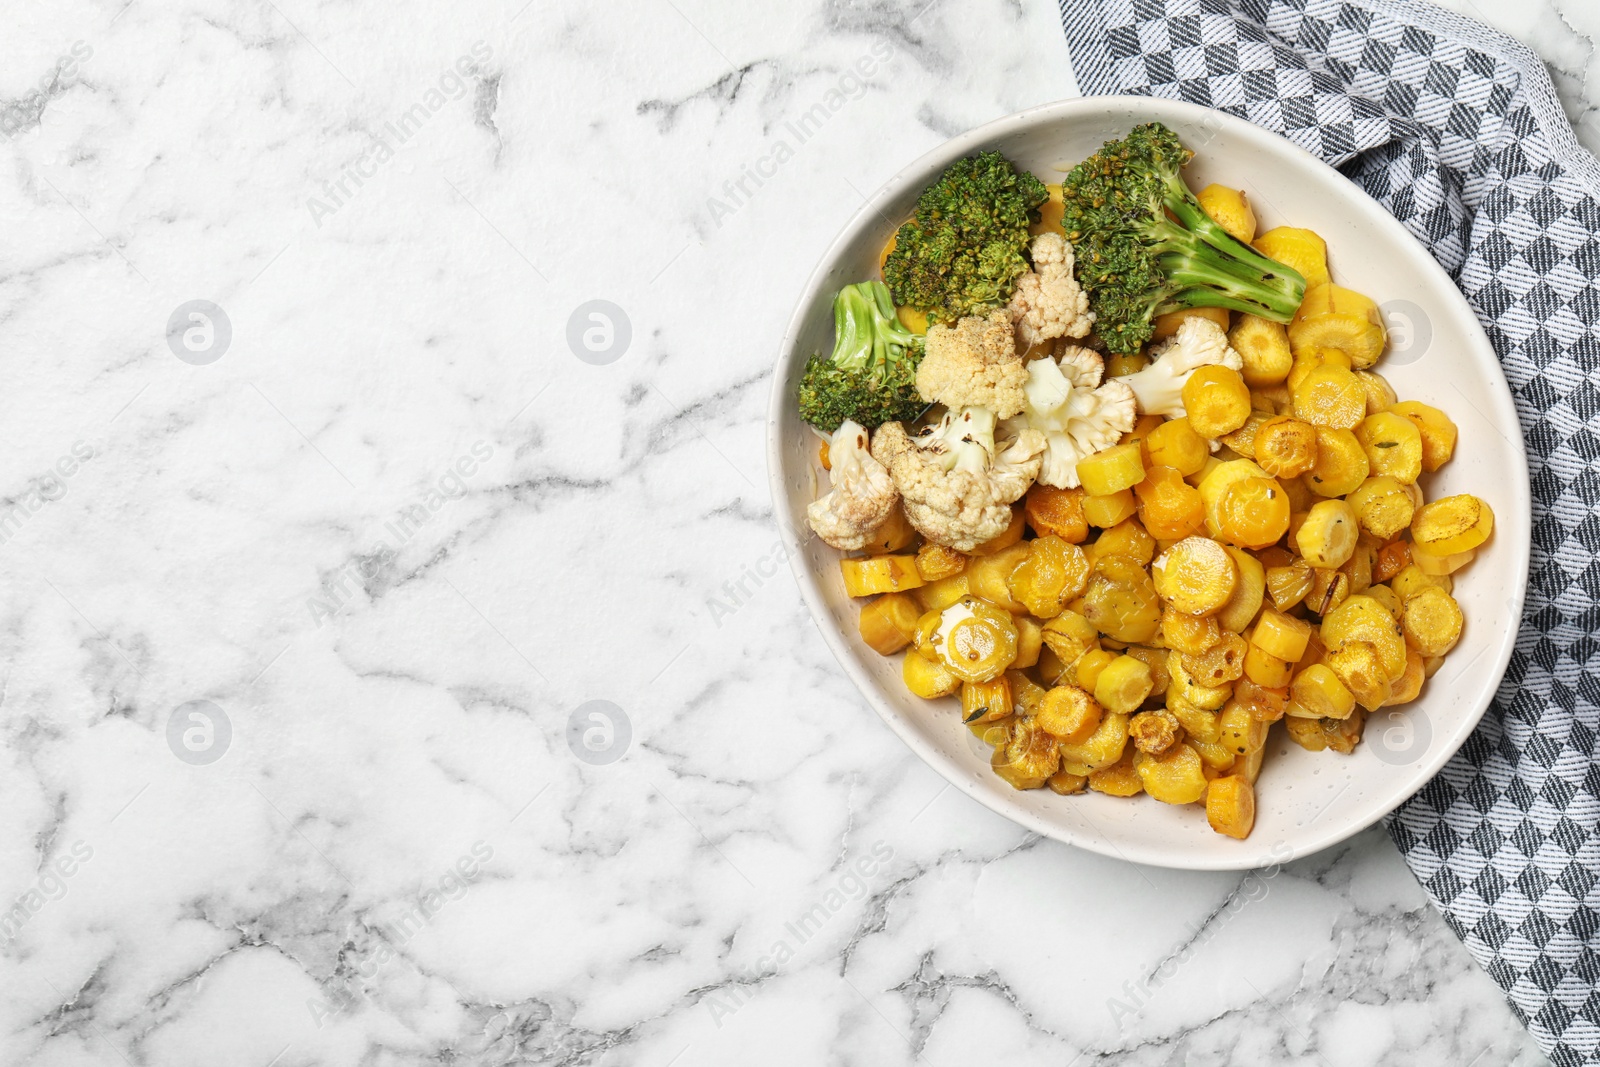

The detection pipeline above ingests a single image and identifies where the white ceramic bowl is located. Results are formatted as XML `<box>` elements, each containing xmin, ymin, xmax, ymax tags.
<box><xmin>767</xmin><ymin>96</ymin><xmax>1531</xmax><ymax>871</ymax></box>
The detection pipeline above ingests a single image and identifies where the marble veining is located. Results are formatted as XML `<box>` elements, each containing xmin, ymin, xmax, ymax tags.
<box><xmin>0</xmin><ymin>0</ymin><xmax>1586</xmax><ymax>1063</ymax></box>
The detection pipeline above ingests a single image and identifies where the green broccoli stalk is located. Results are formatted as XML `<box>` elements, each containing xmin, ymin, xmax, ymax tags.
<box><xmin>882</xmin><ymin>151</ymin><xmax>1049</xmax><ymax>326</ymax></box>
<box><xmin>1062</xmin><ymin>122</ymin><xmax>1307</xmax><ymax>354</ymax></box>
<box><xmin>797</xmin><ymin>281</ymin><xmax>926</xmax><ymax>432</ymax></box>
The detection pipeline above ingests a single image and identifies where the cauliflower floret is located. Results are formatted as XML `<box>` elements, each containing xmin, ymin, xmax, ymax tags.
<box><xmin>807</xmin><ymin>420</ymin><xmax>900</xmax><ymax>550</ymax></box>
<box><xmin>1007</xmin><ymin>232</ymin><xmax>1094</xmax><ymax>350</ymax></box>
<box><xmin>915</xmin><ymin>310</ymin><xmax>1027</xmax><ymax>418</ymax></box>
<box><xmin>871</xmin><ymin>413</ymin><xmax>1045</xmax><ymax>551</ymax></box>
<box><xmin>1056</xmin><ymin>345</ymin><xmax>1109</xmax><ymax>391</ymax></box>
<box><xmin>1005</xmin><ymin>345</ymin><xmax>1138</xmax><ymax>489</ymax></box>
<box><xmin>1122</xmin><ymin>315</ymin><xmax>1244</xmax><ymax>419</ymax></box>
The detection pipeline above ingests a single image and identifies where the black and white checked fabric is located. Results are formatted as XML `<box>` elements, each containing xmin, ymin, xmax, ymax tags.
<box><xmin>1059</xmin><ymin>0</ymin><xmax>1600</xmax><ymax>1062</ymax></box>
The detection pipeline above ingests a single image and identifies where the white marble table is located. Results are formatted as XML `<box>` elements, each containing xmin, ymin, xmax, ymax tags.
<box><xmin>0</xmin><ymin>0</ymin><xmax>1584</xmax><ymax>1063</ymax></box>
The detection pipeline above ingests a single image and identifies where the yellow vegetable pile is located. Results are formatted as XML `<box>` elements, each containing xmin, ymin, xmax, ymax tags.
<box><xmin>832</xmin><ymin>179</ymin><xmax>1493</xmax><ymax>842</ymax></box>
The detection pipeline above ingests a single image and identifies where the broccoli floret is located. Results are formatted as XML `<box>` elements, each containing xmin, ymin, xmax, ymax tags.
<box><xmin>882</xmin><ymin>151</ymin><xmax>1049</xmax><ymax>326</ymax></box>
<box><xmin>797</xmin><ymin>282</ymin><xmax>926</xmax><ymax>432</ymax></box>
<box><xmin>1061</xmin><ymin>122</ymin><xmax>1307</xmax><ymax>353</ymax></box>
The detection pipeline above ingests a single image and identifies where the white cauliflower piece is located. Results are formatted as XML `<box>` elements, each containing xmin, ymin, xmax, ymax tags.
<box><xmin>915</xmin><ymin>310</ymin><xmax>1028</xmax><ymax>418</ymax></box>
<box><xmin>1121</xmin><ymin>316</ymin><xmax>1244</xmax><ymax>420</ymax></box>
<box><xmin>1056</xmin><ymin>345</ymin><xmax>1109</xmax><ymax>391</ymax></box>
<box><xmin>1007</xmin><ymin>232</ymin><xmax>1094</xmax><ymax>350</ymax></box>
<box><xmin>807</xmin><ymin>420</ymin><xmax>900</xmax><ymax>550</ymax></box>
<box><xmin>1005</xmin><ymin>345</ymin><xmax>1138</xmax><ymax>489</ymax></box>
<box><xmin>871</xmin><ymin>411</ymin><xmax>1045</xmax><ymax>551</ymax></box>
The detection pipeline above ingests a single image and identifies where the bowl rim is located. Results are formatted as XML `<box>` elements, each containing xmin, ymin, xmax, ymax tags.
<box><xmin>765</xmin><ymin>94</ymin><xmax>1531</xmax><ymax>871</ymax></box>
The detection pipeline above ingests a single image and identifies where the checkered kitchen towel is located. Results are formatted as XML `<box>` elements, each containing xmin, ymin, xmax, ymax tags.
<box><xmin>1058</xmin><ymin>0</ymin><xmax>1600</xmax><ymax>1061</ymax></box>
